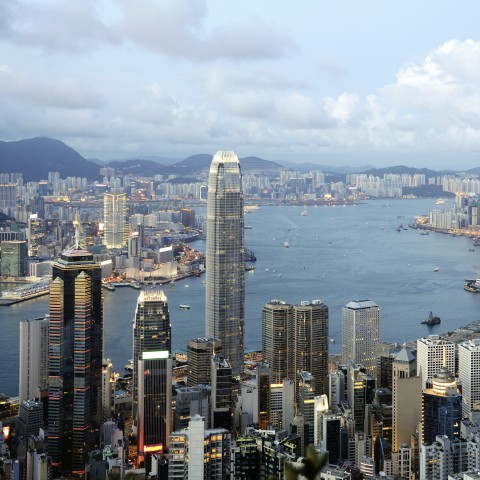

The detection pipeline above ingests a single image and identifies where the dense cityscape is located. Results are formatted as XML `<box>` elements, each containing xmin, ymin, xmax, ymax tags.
<box><xmin>1</xmin><ymin>150</ymin><xmax>480</xmax><ymax>480</ymax></box>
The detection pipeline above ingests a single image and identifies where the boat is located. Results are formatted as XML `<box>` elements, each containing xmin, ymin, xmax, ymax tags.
<box><xmin>329</xmin><ymin>338</ymin><xmax>335</xmax><ymax>343</ymax></box>
<box><xmin>179</xmin><ymin>305</ymin><xmax>191</xmax><ymax>310</ymax></box>
<box><xmin>436</xmin><ymin>199</ymin><xmax>446</xmax><ymax>205</ymax></box>
<box><xmin>244</xmin><ymin>225</ymin><xmax>253</xmax><ymax>229</ymax></box>
<box><xmin>434</xmin><ymin>267</ymin><xmax>440</xmax><ymax>272</ymax></box>
<box><xmin>469</xmin><ymin>248</ymin><xmax>475</xmax><ymax>252</ymax></box>
<box><xmin>124</xmin><ymin>359</ymin><xmax>133</xmax><ymax>371</ymax></box>
<box><xmin>396</xmin><ymin>227</ymin><xmax>401</xmax><ymax>232</ymax></box>
<box><xmin>105</xmin><ymin>284</ymin><xmax>116</xmax><ymax>291</ymax></box>
<box><xmin>185</xmin><ymin>284</ymin><xmax>189</xmax><ymax>288</ymax></box>
<box><xmin>464</xmin><ymin>282</ymin><xmax>480</xmax><ymax>293</ymax></box>
<box><xmin>245</xmin><ymin>265</ymin><xmax>255</xmax><ymax>272</ymax></box>
<box><xmin>284</xmin><ymin>241</ymin><xmax>289</xmax><ymax>248</ymax></box>
<box><xmin>420</xmin><ymin>231</ymin><xmax>429</xmax><ymax>235</ymax></box>
<box><xmin>244</xmin><ymin>248</ymin><xmax>257</xmax><ymax>262</ymax></box>
<box><xmin>1</xmin><ymin>280</ymin><xmax>52</xmax><ymax>299</ymax></box>
<box><xmin>265</xmin><ymin>268</ymin><xmax>269</xmax><ymax>272</ymax></box>
<box><xmin>301</xmin><ymin>209</ymin><xmax>308</xmax><ymax>216</ymax></box>
<box><xmin>421</xmin><ymin>311</ymin><xmax>441</xmax><ymax>326</ymax></box>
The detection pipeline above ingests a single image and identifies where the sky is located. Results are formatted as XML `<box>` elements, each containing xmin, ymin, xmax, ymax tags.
<box><xmin>1</xmin><ymin>0</ymin><xmax>480</xmax><ymax>169</ymax></box>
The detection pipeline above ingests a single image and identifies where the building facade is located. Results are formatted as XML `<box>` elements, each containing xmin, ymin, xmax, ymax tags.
<box><xmin>342</xmin><ymin>300</ymin><xmax>380</xmax><ymax>378</ymax></box>
<box><xmin>458</xmin><ymin>338</ymin><xmax>480</xmax><ymax>418</ymax></box>
<box><xmin>132</xmin><ymin>290</ymin><xmax>171</xmax><ymax>427</ymax></box>
<box><xmin>0</xmin><ymin>240</ymin><xmax>27</xmax><ymax>277</ymax></box>
<box><xmin>47</xmin><ymin>248</ymin><xmax>103</xmax><ymax>476</ymax></box>
<box><xmin>205</xmin><ymin>151</ymin><xmax>244</xmax><ymax>377</ymax></box>
<box><xmin>103</xmin><ymin>191</ymin><xmax>126</xmax><ymax>248</ymax></box>
<box><xmin>19</xmin><ymin>316</ymin><xmax>49</xmax><ymax>402</ymax></box>
<box><xmin>417</xmin><ymin>335</ymin><xmax>455</xmax><ymax>390</ymax></box>
<box><xmin>187</xmin><ymin>337</ymin><xmax>221</xmax><ymax>388</ymax></box>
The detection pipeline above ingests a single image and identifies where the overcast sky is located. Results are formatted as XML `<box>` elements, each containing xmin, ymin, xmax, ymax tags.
<box><xmin>1</xmin><ymin>0</ymin><xmax>480</xmax><ymax>169</ymax></box>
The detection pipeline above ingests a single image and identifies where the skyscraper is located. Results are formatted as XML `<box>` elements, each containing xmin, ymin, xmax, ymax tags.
<box><xmin>137</xmin><ymin>351</ymin><xmax>172</xmax><ymax>466</ymax></box>
<box><xmin>458</xmin><ymin>338</ymin><xmax>480</xmax><ymax>418</ymax></box>
<box><xmin>205</xmin><ymin>151</ymin><xmax>244</xmax><ymax>377</ymax></box>
<box><xmin>48</xmin><ymin>248</ymin><xmax>103</xmax><ymax>476</ymax></box>
<box><xmin>103</xmin><ymin>190</ymin><xmax>126</xmax><ymax>248</ymax></box>
<box><xmin>0</xmin><ymin>240</ymin><xmax>27</xmax><ymax>277</ymax></box>
<box><xmin>421</xmin><ymin>368</ymin><xmax>462</xmax><ymax>445</ymax></box>
<box><xmin>293</xmin><ymin>300</ymin><xmax>329</xmax><ymax>397</ymax></box>
<box><xmin>19</xmin><ymin>315</ymin><xmax>49</xmax><ymax>402</ymax></box>
<box><xmin>262</xmin><ymin>299</ymin><xmax>293</xmax><ymax>384</ymax></box>
<box><xmin>132</xmin><ymin>290</ymin><xmax>171</xmax><ymax>427</ymax></box>
<box><xmin>187</xmin><ymin>337</ymin><xmax>221</xmax><ymax>388</ymax></box>
<box><xmin>417</xmin><ymin>334</ymin><xmax>455</xmax><ymax>390</ymax></box>
<box><xmin>342</xmin><ymin>300</ymin><xmax>380</xmax><ymax>378</ymax></box>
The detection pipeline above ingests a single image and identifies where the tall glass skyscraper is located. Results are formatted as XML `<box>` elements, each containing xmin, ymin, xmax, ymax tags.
<box><xmin>48</xmin><ymin>248</ymin><xmax>103</xmax><ymax>476</ymax></box>
<box><xmin>205</xmin><ymin>151</ymin><xmax>244</xmax><ymax>377</ymax></box>
<box><xmin>103</xmin><ymin>190</ymin><xmax>126</xmax><ymax>248</ymax></box>
<box><xmin>132</xmin><ymin>290</ymin><xmax>171</xmax><ymax>429</ymax></box>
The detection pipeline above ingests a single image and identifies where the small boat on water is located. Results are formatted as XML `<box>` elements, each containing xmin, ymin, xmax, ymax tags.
<box><xmin>301</xmin><ymin>209</ymin><xmax>308</xmax><ymax>216</ymax></box>
<box><xmin>124</xmin><ymin>359</ymin><xmax>133</xmax><ymax>371</ymax></box>
<box><xmin>179</xmin><ymin>305</ymin><xmax>191</xmax><ymax>310</ymax></box>
<box><xmin>434</xmin><ymin>267</ymin><xmax>440</xmax><ymax>272</ymax></box>
<box><xmin>421</xmin><ymin>311</ymin><xmax>441</xmax><ymax>326</ymax></box>
<box><xmin>284</xmin><ymin>241</ymin><xmax>289</xmax><ymax>248</ymax></box>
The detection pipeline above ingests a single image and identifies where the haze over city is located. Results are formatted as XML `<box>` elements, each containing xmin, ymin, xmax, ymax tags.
<box><xmin>1</xmin><ymin>0</ymin><xmax>480</xmax><ymax>169</ymax></box>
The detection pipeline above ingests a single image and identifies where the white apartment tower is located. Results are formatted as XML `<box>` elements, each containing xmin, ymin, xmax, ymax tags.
<box><xmin>205</xmin><ymin>151</ymin><xmax>244</xmax><ymax>377</ymax></box>
<box><xmin>416</xmin><ymin>335</ymin><xmax>455</xmax><ymax>389</ymax></box>
<box><xmin>458</xmin><ymin>338</ymin><xmax>480</xmax><ymax>417</ymax></box>
<box><xmin>103</xmin><ymin>190</ymin><xmax>126</xmax><ymax>248</ymax></box>
<box><xmin>19</xmin><ymin>315</ymin><xmax>49</xmax><ymax>402</ymax></box>
<box><xmin>342</xmin><ymin>300</ymin><xmax>380</xmax><ymax>378</ymax></box>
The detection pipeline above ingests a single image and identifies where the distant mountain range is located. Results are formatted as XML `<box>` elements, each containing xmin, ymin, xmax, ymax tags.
<box><xmin>0</xmin><ymin>137</ymin><xmax>478</xmax><ymax>181</ymax></box>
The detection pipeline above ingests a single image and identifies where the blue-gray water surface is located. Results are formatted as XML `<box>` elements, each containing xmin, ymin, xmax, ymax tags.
<box><xmin>1</xmin><ymin>199</ymin><xmax>479</xmax><ymax>396</ymax></box>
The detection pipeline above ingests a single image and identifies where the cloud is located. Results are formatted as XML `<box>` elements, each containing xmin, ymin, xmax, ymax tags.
<box><xmin>0</xmin><ymin>67</ymin><xmax>106</xmax><ymax>109</ymax></box>
<box><xmin>117</xmin><ymin>0</ymin><xmax>295</xmax><ymax>61</ymax></box>
<box><xmin>0</xmin><ymin>0</ymin><xmax>119</xmax><ymax>52</ymax></box>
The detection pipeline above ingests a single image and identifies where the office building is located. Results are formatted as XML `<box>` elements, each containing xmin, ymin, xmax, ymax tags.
<box><xmin>132</xmin><ymin>290</ymin><xmax>171</xmax><ymax>427</ymax></box>
<box><xmin>187</xmin><ymin>337</ymin><xmax>221</xmax><ymax>388</ymax></box>
<box><xmin>168</xmin><ymin>415</ymin><xmax>230</xmax><ymax>479</ymax></box>
<box><xmin>458</xmin><ymin>338</ymin><xmax>480</xmax><ymax>418</ymax></box>
<box><xmin>347</xmin><ymin>364</ymin><xmax>375</xmax><ymax>432</ymax></box>
<box><xmin>298</xmin><ymin>371</ymin><xmax>316</xmax><ymax>446</ymax></box>
<box><xmin>137</xmin><ymin>351</ymin><xmax>172</xmax><ymax>466</ymax></box>
<box><xmin>417</xmin><ymin>335</ymin><xmax>455</xmax><ymax>390</ymax></box>
<box><xmin>103</xmin><ymin>191</ymin><xmax>126</xmax><ymax>248</ymax></box>
<box><xmin>16</xmin><ymin>400</ymin><xmax>43</xmax><ymax>440</ymax></box>
<box><xmin>421</xmin><ymin>368</ymin><xmax>462</xmax><ymax>445</ymax></box>
<box><xmin>19</xmin><ymin>316</ymin><xmax>49</xmax><ymax>402</ymax></box>
<box><xmin>101</xmin><ymin>359</ymin><xmax>114</xmax><ymax>425</ymax></box>
<box><xmin>211</xmin><ymin>355</ymin><xmax>232</xmax><ymax>431</ymax></box>
<box><xmin>173</xmin><ymin>385</ymin><xmax>211</xmax><ymax>431</ymax></box>
<box><xmin>0</xmin><ymin>240</ymin><xmax>26</xmax><ymax>276</ymax></box>
<box><xmin>392</xmin><ymin>347</ymin><xmax>421</xmax><ymax>452</ymax></box>
<box><xmin>48</xmin><ymin>247</ymin><xmax>103</xmax><ymax>476</ymax></box>
<box><xmin>262</xmin><ymin>299</ymin><xmax>293</xmax><ymax>384</ymax></box>
<box><xmin>205</xmin><ymin>151</ymin><xmax>245</xmax><ymax>377</ymax></box>
<box><xmin>342</xmin><ymin>300</ymin><xmax>380</xmax><ymax>378</ymax></box>
<box><xmin>293</xmin><ymin>300</ymin><xmax>329</xmax><ymax>397</ymax></box>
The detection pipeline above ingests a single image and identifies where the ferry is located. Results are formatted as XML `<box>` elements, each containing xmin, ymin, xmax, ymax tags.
<box><xmin>179</xmin><ymin>305</ymin><xmax>191</xmax><ymax>310</ymax></box>
<box><xmin>434</xmin><ymin>267</ymin><xmax>440</xmax><ymax>272</ymax></box>
<box><xmin>436</xmin><ymin>199</ymin><xmax>446</xmax><ymax>206</ymax></box>
<box><xmin>124</xmin><ymin>359</ymin><xmax>133</xmax><ymax>372</ymax></box>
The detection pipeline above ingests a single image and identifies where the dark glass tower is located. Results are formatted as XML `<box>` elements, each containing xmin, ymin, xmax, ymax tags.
<box><xmin>48</xmin><ymin>248</ymin><xmax>103</xmax><ymax>476</ymax></box>
<box><xmin>422</xmin><ymin>368</ymin><xmax>462</xmax><ymax>445</ymax></box>
<box><xmin>132</xmin><ymin>290</ymin><xmax>171</xmax><ymax>429</ymax></box>
<box><xmin>205</xmin><ymin>151</ymin><xmax>244</xmax><ymax>377</ymax></box>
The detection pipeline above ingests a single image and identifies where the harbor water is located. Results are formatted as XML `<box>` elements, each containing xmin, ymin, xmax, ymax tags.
<box><xmin>1</xmin><ymin>198</ymin><xmax>479</xmax><ymax>396</ymax></box>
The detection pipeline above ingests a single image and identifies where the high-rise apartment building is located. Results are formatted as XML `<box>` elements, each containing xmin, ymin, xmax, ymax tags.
<box><xmin>187</xmin><ymin>337</ymin><xmax>221</xmax><ymax>388</ymax></box>
<box><xmin>103</xmin><ymin>191</ymin><xmax>126</xmax><ymax>248</ymax></box>
<box><xmin>0</xmin><ymin>240</ymin><xmax>27</xmax><ymax>276</ymax></box>
<box><xmin>132</xmin><ymin>290</ymin><xmax>171</xmax><ymax>426</ymax></box>
<box><xmin>137</xmin><ymin>351</ymin><xmax>172</xmax><ymax>466</ymax></box>
<box><xmin>48</xmin><ymin>248</ymin><xmax>103</xmax><ymax>476</ymax></box>
<box><xmin>417</xmin><ymin>335</ymin><xmax>455</xmax><ymax>389</ymax></box>
<box><xmin>262</xmin><ymin>299</ymin><xmax>293</xmax><ymax>384</ymax></box>
<box><xmin>205</xmin><ymin>151</ymin><xmax>244</xmax><ymax>377</ymax></box>
<box><xmin>293</xmin><ymin>300</ymin><xmax>329</xmax><ymax>397</ymax></box>
<box><xmin>342</xmin><ymin>300</ymin><xmax>380</xmax><ymax>378</ymax></box>
<box><xmin>19</xmin><ymin>315</ymin><xmax>49</xmax><ymax>402</ymax></box>
<box><xmin>458</xmin><ymin>338</ymin><xmax>480</xmax><ymax>418</ymax></box>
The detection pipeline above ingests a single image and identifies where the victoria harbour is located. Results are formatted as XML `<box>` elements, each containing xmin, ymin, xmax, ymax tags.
<box><xmin>0</xmin><ymin>198</ymin><xmax>478</xmax><ymax>397</ymax></box>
